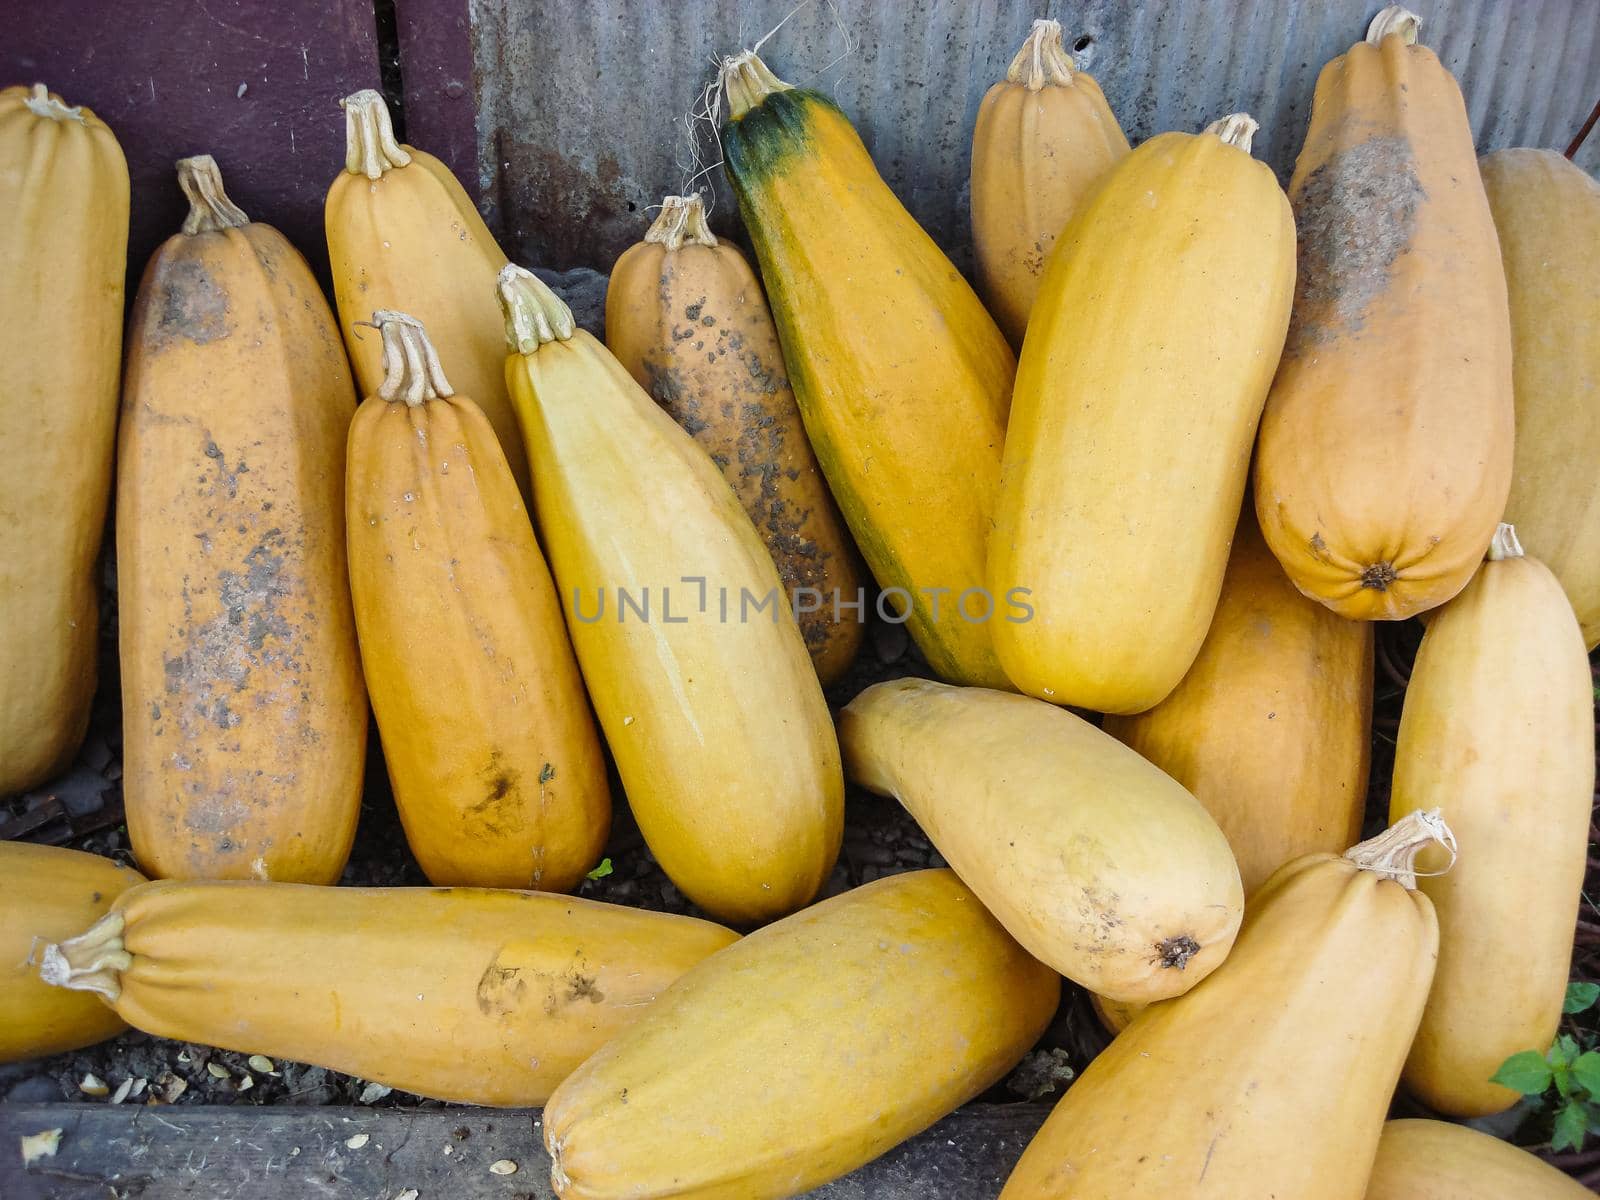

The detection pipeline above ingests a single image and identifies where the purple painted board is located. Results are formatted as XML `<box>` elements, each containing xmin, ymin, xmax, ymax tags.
<box><xmin>395</xmin><ymin>0</ymin><xmax>480</xmax><ymax>199</ymax></box>
<box><xmin>3</xmin><ymin>0</ymin><xmax>382</xmax><ymax>285</ymax></box>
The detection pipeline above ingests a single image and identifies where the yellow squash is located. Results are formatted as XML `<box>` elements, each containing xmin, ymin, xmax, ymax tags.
<box><xmin>1253</xmin><ymin>7</ymin><xmax>1514</xmax><ymax>620</ymax></box>
<box><xmin>118</xmin><ymin>156</ymin><xmax>366</xmax><ymax>883</ymax></box>
<box><xmin>1480</xmin><ymin>149</ymin><xmax>1600</xmax><ymax>648</ymax></box>
<box><xmin>841</xmin><ymin>678</ymin><xmax>1242</xmax><ymax>1003</ymax></box>
<box><xmin>1390</xmin><ymin>524</ymin><xmax>1595</xmax><ymax>1117</ymax></box>
<box><xmin>970</xmin><ymin>19</ymin><xmax>1129</xmax><ymax>346</ymax></box>
<box><xmin>38</xmin><ymin>879</ymin><xmax>736</xmax><ymax>1107</ymax></box>
<box><xmin>1105</xmin><ymin>507</ymin><xmax>1372</xmax><ymax>895</ymax></box>
<box><xmin>991</xmin><ymin>113</ymin><xmax>1294</xmax><ymax>713</ymax></box>
<box><xmin>606</xmin><ymin>194</ymin><xmax>864</xmax><ymax>684</ymax></box>
<box><xmin>1001</xmin><ymin>812</ymin><xmax>1450</xmax><ymax>1199</ymax></box>
<box><xmin>500</xmin><ymin>265</ymin><xmax>842</xmax><ymax>925</ymax></box>
<box><xmin>722</xmin><ymin>51</ymin><xmax>1016</xmax><ymax>688</ymax></box>
<box><xmin>0</xmin><ymin>85</ymin><xmax>127</xmax><ymax>794</ymax></box>
<box><xmin>0</xmin><ymin>842</ymin><xmax>144</xmax><ymax>1062</ymax></box>
<box><xmin>543</xmin><ymin>868</ymin><xmax>1059</xmax><ymax>1199</ymax></box>
<box><xmin>346</xmin><ymin>312</ymin><xmax>609</xmax><ymax>890</ymax></box>
<box><xmin>325</xmin><ymin>90</ymin><xmax>527</xmax><ymax>498</ymax></box>
<box><xmin>1366</xmin><ymin>1119</ymin><xmax>1594</xmax><ymax>1200</ymax></box>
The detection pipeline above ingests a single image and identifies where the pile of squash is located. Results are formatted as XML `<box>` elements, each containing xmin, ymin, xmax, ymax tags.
<box><xmin>2</xmin><ymin>5</ymin><xmax>1597</xmax><ymax>1197</ymax></box>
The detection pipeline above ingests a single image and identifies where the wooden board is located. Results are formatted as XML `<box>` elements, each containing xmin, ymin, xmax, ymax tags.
<box><xmin>0</xmin><ymin>1101</ymin><xmax>1049</xmax><ymax>1198</ymax></box>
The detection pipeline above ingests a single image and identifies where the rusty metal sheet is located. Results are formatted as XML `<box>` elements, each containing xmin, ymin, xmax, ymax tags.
<box><xmin>468</xmin><ymin>0</ymin><xmax>1600</xmax><ymax>273</ymax></box>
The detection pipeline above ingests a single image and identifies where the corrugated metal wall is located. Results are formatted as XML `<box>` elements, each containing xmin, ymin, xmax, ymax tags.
<box><xmin>468</xmin><ymin>0</ymin><xmax>1600</xmax><ymax>273</ymax></box>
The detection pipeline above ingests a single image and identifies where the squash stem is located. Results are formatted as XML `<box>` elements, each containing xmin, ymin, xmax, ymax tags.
<box><xmin>373</xmin><ymin>311</ymin><xmax>454</xmax><ymax>405</ymax></box>
<box><xmin>1007</xmin><ymin>19</ymin><xmax>1076</xmax><ymax>91</ymax></box>
<box><xmin>1487</xmin><ymin>522</ymin><xmax>1524</xmax><ymax>561</ymax></box>
<box><xmin>498</xmin><ymin>264</ymin><xmax>576</xmax><ymax>353</ymax></box>
<box><xmin>721</xmin><ymin>50</ymin><xmax>793</xmax><ymax>120</ymax></box>
<box><xmin>23</xmin><ymin>83</ymin><xmax>84</xmax><ymax>123</ymax></box>
<box><xmin>644</xmin><ymin>194</ymin><xmax>719</xmax><ymax>251</ymax></box>
<box><xmin>37</xmin><ymin>912</ymin><xmax>129</xmax><ymax>1003</ymax></box>
<box><xmin>1203</xmin><ymin>113</ymin><xmax>1260</xmax><ymax>154</ymax></box>
<box><xmin>1345</xmin><ymin>809</ymin><xmax>1457</xmax><ymax>890</ymax></box>
<box><xmin>342</xmin><ymin>89</ymin><xmax>412</xmax><ymax>179</ymax></box>
<box><xmin>177</xmin><ymin>155</ymin><xmax>249</xmax><ymax>234</ymax></box>
<box><xmin>1366</xmin><ymin>5</ymin><xmax>1422</xmax><ymax>45</ymax></box>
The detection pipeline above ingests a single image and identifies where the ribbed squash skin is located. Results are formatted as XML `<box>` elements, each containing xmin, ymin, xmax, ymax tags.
<box><xmin>503</xmin><ymin>277</ymin><xmax>843</xmax><ymax>925</ymax></box>
<box><xmin>326</xmin><ymin>94</ymin><xmax>526</xmax><ymax>497</ymax></box>
<box><xmin>1253</xmin><ymin>26</ymin><xmax>1513</xmax><ymax>620</ymax></box>
<box><xmin>45</xmin><ymin>880</ymin><xmax>735</xmax><ymax>1106</ymax></box>
<box><xmin>1001</xmin><ymin>846</ymin><xmax>1439</xmax><ymax>1198</ymax></box>
<box><xmin>1389</xmin><ymin>538</ymin><xmax>1594</xmax><ymax>1117</ymax></box>
<box><xmin>1367</xmin><ymin>1119</ymin><xmax>1594</xmax><ymax>1200</ymax></box>
<box><xmin>346</xmin><ymin>335</ymin><xmax>609</xmax><ymax>891</ymax></box>
<box><xmin>991</xmin><ymin>125</ymin><xmax>1294</xmax><ymax>714</ymax></box>
<box><xmin>543</xmin><ymin>869</ymin><xmax>1059</xmax><ymax>1200</ymax></box>
<box><xmin>606</xmin><ymin>198</ymin><xmax>865</xmax><ymax>685</ymax></box>
<box><xmin>1480</xmin><ymin>150</ymin><xmax>1600</xmax><ymax>649</ymax></box>
<box><xmin>724</xmin><ymin>60</ymin><xmax>1015</xmax><ymax>688</ymax></box>
<box><xmin>0</xmin><ymin>842</ymin><xmax>143</xmax><ymax>1063</ymax></box>
<box><xmin>0</xmin><ymin>86</ymin><xmax>127</xmax><ymax>794</ymax></box>
<box><xmin>969</xmin><ymin>22</ymin><xmax>1129</xmax><ymax>346</ymax></box>
<box><xmin>841</xmin><ymin>678</ymin><xmax>1242</xmax><ymax>1003</ymax></box>
<box><xmin>118</xmin><ymin>166</ymin><xmax>366</xmax><ymax>882</ymax></box>
<box><xmin>1105</xmin><ymin>509</ymin><xmax>1372</xmax><ymax>895</ymax></box>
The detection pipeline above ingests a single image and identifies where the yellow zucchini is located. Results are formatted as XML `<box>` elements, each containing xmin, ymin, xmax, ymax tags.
<box><xmin>346</xmin><ymin>312</ymin><xmax>610</xmax><ymax>890</ymax></box>
<box><xmin>1390</xmin><ymin>524</ymin><xmax>1595</xmax><ymax>1116</ymax></box>
<box><xmin>500</xmin><ymin>265</ymin><xmax>842</xmax><ymax>925</ymax></box>
<box><xmin>543</xmin><ymin>868</ymin><xmax>1059</xmax><ymax>1199</ymax></box>
<box><xmin>325</xmin><ymin>90</ymin><xmax>527</xmax><ymax>497</ymax></box>
<box><xmin>1367</xmin><ymin>1119</ymin><xmax>1594</xmax><ymax>1200</ymax></box>
<box><xmin>0</xmin><ymin>85</ymin><xmax>127</xmax><ymax>794</ymax></box>
<box><xmin>840</xmin><ymin>677</ymin><xmax>1242</xmax><ymax>1003</ymax></box>
<box><xmin>117</xmin><ymin>156</ymin><xmax>366</xmax><ymax>882</ymax></box>
<box><xmin>605</xmin><ymin>194</ymin><xmax>865</xmax><ymax>684</ymax></box>
<box><xmin>970</xmin><ymin>19</ymin><xmax>1129</xmax><ymax>346</ymax></box>
<box><xmin>1000</xmin><ymin>811</ymin><xmax>1450</xmax><ymax>1199</ymax></box>
<box><xmin>990</xmin><ymin>114</ymin><xmax>1295</xmax><ymax>713</ymax></box>
<box><xmin>38</xmin><ymin>879</ymin><xmax>736</xmax><ymax>1106</ymax></box>
<box><xmin>1</xmin><ymin>842</ymin><xmax>144</xmax><ymax>1063</ymax></box>
<box><xmin>722</xmin><ymin>51</ymin><xmax>1015</xmax><ymax>687</ymax></box>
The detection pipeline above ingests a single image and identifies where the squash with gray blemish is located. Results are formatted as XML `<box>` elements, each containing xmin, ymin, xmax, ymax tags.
<box><xmin>117</xmin><ymin>156</ymin><xmax>366</xmax><ymax>883</ymax></box>
<box><xmin>1253</xmin><ymin>6</ymin><xmax>1514</xmax><ymax>620</ymax></box>
<box><xmin>606</xmin><ymin>194</ymin><xmax>864</xmax><ymax>685</ymax></box>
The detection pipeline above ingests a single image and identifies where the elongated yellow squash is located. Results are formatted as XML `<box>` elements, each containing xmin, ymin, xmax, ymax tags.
<box><xmin>1000</xmin><ymin>812</ymin><xmax>1450</xmax><ymax>1199</ymax></box>
<box><xmin>500</xmin><ymin>265</ymin><xmax>842</xmax><ymax>925</ymax></box>
<box><xmin>990</xmin><ymin>114</ymin><xmax>1295</xmax><ymax>714</ymax></box>
<box><xmin>1105</xmin><ymin>508</ymin><xmax>1372</xmax><ymax>895</ymax></box>
<box><xmin>1480</xmin><ymin>149</ymin><xmax>1600</xmax><ymax>649</ymax></box>
<box><xmin>1389</xmin><ymin>524</ymin><xmax>1594</xmax><ymax>1117</ymax></box>
<box><xmin>326</xmin><ymin>90</ymin><xmax>528</xmax><ymax>498</ymax></box>
<box><xmin>543</xmin><ymin>869</ymin><xmax>1059</xmax><ymax>1199</ymax></box>
<box><xmin>1</xmin><ymin>842</ymin><xmax>144</xmax><ymax>1062</ymax></box>
<box><xmin>39</xmin><ymin>879</ymin><xmax>736</xmax><ymax>1106</ymax></box>
<box><xmin>722</xmin><ymin>51</ymin><xmax>1016</xmax><ymax>688</ymax></box>
<box><xmin>970</xmin><ymin>19</ymin><xmax>1129</xmax><ymax>346</ymax></box>
<box><xmin>1366</xmin><ymin>1119</ymin><xmax>1594</xmax><ymax>1200</ymax></box>
<box><xmin>0</xmin><ymin>85</ymin><xmax>127</xmax><ymax>795</ymax></box>
<box><xmin>346</xmin><ymin>312</ymin><xmax>609</xmax><ymax>890</ymax></box>
<box><xmin>118</xmin><ymin>157</ymin><xmax>366</xmax><ymax>883</ymax></box>
<box><xmin>1254</xmin><ymin>8</ymin><xmax>1514</xmax><ymax>620</ymax></box>
<box><xmin>841</xmin><ymin>678</ymin><xmax>1242</xmax><ymax>1002</ymax></box>
<box><xmin>606</xmin><ymin>194</ymin><xmax>864</xmax><ymax>684</ymax></box>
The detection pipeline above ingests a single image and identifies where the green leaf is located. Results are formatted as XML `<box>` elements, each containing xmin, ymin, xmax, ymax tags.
<box><xmin>1586</xmin><ymin>1102</ymin><xmax>1600</xmax><ymax>1135</ymax></box>
<box><xmin>1565</xmin><ymin>982</ymin><xmax>1600</xmax><ymax>1014</ymax></box>
<box><xmin>1491</xmin><ymin>1050</ymin><xmax>1554</xmax><ymax>1095</ymax></box>
<box><xmin>1573</xmin><ymin>1051</ymin><xmax>1600</xmax><ymax>1099</ymax></box>
<box><xmin>1552</xmin><ymin>1098</ymin><xmax>1588</xmax><ymax>1153</ymax></box>
<box><xmin>585</xmin><ymin>857</ymin><xmax>614</xmax><ymax>881</ymax></box>
<box><xmin>1553</xmin><ymin>1035</ymin><xmax>1581</xmax><ymax>1068</ymax></box>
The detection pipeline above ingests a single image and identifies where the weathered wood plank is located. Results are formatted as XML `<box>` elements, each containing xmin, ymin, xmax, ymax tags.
<box><xmin>394</xmin><ymin>0</ymin><xmax>479</xmax><ymax>196</ymax></box>
<box><xmin>0</xmin><ymin>1101</ymin><xmax>1048</xmax><ymax>1199</ymax></box>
